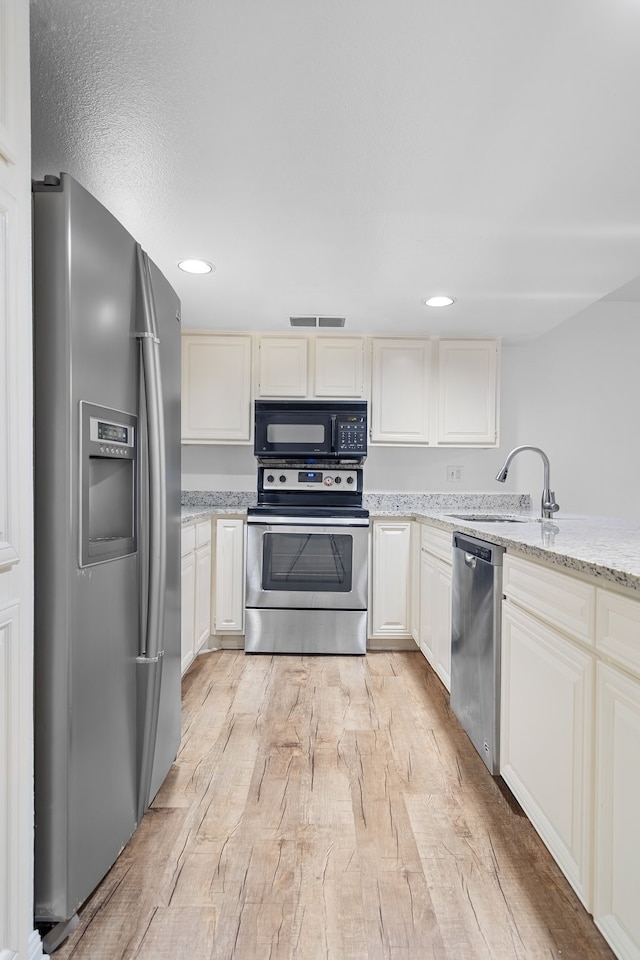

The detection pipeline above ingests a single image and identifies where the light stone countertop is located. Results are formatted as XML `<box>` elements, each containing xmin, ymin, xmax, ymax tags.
<box><xmin>180</xmin><ymin>491</ymin><xmax>640</xmax><ymax>592</ymax></box>
<box><xmin>411</xmin><ymin>512</ymin><xmax>640</xmax><ymax>592</ymax></box>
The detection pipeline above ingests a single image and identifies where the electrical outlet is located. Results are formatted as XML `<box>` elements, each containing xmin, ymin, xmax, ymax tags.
<box><xmin>447</xmin><ymin>465</ymin><xmax>463</xmax><ymax>482</ymax></box>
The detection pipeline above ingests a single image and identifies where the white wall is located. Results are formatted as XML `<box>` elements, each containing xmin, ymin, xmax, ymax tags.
<box><xmin>501</xmin><ymin>301</ymin><xmax>640</xmax><ymax>520</ymax></box>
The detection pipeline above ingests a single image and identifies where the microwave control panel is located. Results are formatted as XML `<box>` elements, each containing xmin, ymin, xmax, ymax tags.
<box><xmin>336</xmin><ymin>417</ymin><xmax>367</xmax><ymax>454</ymax></box>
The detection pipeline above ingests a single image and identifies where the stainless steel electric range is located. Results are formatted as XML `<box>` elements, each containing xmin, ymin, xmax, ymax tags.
<box><xmin>244</xmin><ymin>462</ymin><xmax>369</xmax><ymax>655</ymax></box>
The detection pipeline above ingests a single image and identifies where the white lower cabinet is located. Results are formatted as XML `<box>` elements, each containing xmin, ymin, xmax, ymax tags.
<box><xmin>418</xmin><ymin>524</ymin><xmax>453</xmax><ymax>689</ymax></box>
<box><xmin>369</xmin><ymin>520</ymin><xmax>412</xmax><ymax>638</ymax></box>
<box><xmin>410</xmin><ymin>522</ymin><xmax>422</xmax><ymax>644</ymax></box>
<box><xmin>195</xmin><ymin>523</ymin><xmax>212</xmax><ymax>650</ymax></box>
<box><xmin>501</xmin><ymin>551</ymin><xmax>640</xmax><ymax>960</ymax></box>
<box><xmin>594</xmin><ymin>664</ymin><xmax>640</xmax><ymax>960</ymax></box>
<box><xmin>501</xmin><ymin>600</ymin><xmax>594</xmax><ymax>907</ymax></box>
<box><xmin>181</xmin><ymin>530</ymin><xmax>197</xmax><ymax>674</ymax></box>
<box><xmin>181</xmin><ymin>519</ymin><xmax>212</xmax><ymax>674</ymax></box>
<box><xmin>213</xmin><ymin>517</ymin><xmax>245</xmax><ymax>635</ymax></box>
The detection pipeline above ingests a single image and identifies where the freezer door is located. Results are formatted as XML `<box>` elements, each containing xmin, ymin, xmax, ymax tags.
<box><xmin>33</xmin><ymin>174</ymin><xmax>140</xmax><ymax>921</ymax></box>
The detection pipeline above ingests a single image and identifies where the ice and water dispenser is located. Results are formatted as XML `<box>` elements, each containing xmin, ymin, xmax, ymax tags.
<box><xmin>80</xmin><ymin>401</ymin><xmax>137</xmax><ymax>566</ymax></box>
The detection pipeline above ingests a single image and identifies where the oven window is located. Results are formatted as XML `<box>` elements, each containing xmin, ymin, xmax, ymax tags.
<box><xmin>262</xmin><ymin>532</ymin><xmax>353</xmax><ymax>592</ymax></box>
<box><xmin>266</xmin><ymin>423</ymin><xmax>325</xmax><ymax>444</ymax></box>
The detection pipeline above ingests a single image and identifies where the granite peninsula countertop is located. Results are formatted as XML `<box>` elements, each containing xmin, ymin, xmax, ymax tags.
<box><xmin>181</xmin><ymin>491</ymin><xmax>640</xmax><ymax>592</ymax></box>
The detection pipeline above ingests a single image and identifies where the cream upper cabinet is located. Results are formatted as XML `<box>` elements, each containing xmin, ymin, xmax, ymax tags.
<box><xmin>370</xmin><ymin>339</ymin><xmax>432</xmax><ymax>443</ymax></box>
<box><xmin>182</xmin><ymin>334</ymin><xmax>252</xmax><ymax>442</ymax></box>
<box><xmin>257</xmin><ymin>336</ymin><xmax>308</xmax><ymax>397</ymax></box>
<box><xmin>436</xmin><ymin>339</ymin><xmax>499</xmax><ymax>445</ymax></box>
<box><xmin>314</xmin><ymin>337</ymin><xmax>365</xmax><ymax>397</ymax></box>
<box><xmin>257</xmin><ymin>335</ymin><xmax>365</xmax><ymax>398</ymax></box>
<box><xmin>369</xmin><ymin>520</ymin><xmax>412</xmax><ymax>638</ymax></box>
<box><xmin>370</xmin><ymin>337</ymin><xmax>499</xmax><ymax>447</ymax></box>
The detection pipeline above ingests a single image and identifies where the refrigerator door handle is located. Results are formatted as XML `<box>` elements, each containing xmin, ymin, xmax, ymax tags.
<box><xmin>135</xmin><ymin>244</ymin><xmax>167</xmax><ymax>818</ymax></box>
<box><xmin>136</xmin><ymin>244</ymin><xmax>167</xmax><ymax>661</ymax></box>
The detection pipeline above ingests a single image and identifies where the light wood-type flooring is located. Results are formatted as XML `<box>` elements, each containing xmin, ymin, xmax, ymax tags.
<box><xmin>54</xmin><ymin>651</ymin><xmax>615</xmax><ymax>960</ymax></box>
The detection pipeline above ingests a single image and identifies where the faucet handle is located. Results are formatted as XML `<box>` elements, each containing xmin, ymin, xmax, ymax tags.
<box><xmin>542</xmin><ymin>489</ymin><xmax>560</xmax><ymax>516</ymax></box>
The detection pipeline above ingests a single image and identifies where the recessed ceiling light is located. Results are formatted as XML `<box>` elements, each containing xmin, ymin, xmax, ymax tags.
<box><xmin>423</xmin><ymin>295</ymin><xmax>455</xmax><ymax>307</ymax></box>
<box><xmin>178</xmin><ymin>259</ymin><xmax>214</xmax><ymax>275</ymax></box>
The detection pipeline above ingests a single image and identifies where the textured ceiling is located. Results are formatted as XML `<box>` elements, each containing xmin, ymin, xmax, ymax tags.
<box><xmin>30</xmin><ymin>0</ymin><xmax>640</xmax><ymax>342</ymax></box>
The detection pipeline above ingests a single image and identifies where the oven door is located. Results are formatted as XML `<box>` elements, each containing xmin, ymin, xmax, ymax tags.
<box><xmin>246</xmin><ymin>518</ymin><xmax>369</xmax><ymax>610</ymax></box>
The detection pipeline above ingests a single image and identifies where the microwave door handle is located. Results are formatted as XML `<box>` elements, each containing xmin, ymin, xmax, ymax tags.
<box><xmin>330</xmin><ymin>415</ymin><xmax>337</xmax><ymax>452</ymax></box>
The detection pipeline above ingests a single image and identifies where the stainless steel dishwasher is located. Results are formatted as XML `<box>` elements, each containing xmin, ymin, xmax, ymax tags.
<box><xmin>450</xmin><ymin>533</ymin><xmax>505</xmax><ymax>775</ymax></box>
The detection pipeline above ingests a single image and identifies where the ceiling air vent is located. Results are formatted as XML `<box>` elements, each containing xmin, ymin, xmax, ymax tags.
<box><xmin>289</xmin><ymin>316</ymin><xmax>317</xmax><ymax>327</ymax></box>
<box><xmin>289</xmin><ymin>316</ymin><xmax>346</xmax><ymax>328</ymax></box>
<box><xmin>318</xmin><ymin>316</ymin><xmax>345</xmax><ymax>327</ymax></box>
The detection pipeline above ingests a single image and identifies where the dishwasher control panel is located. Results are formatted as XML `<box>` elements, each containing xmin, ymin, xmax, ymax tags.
<box><xmin>452</xmin><ymin>533</ymin><xmax>501</xmax><ymax>564</ymax></box>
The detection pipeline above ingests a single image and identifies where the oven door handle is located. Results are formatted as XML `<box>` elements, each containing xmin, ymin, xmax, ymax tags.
<box><xmin>246</xmin><ymin>515</ymin><xmax>370</xmax><ymax>527</ymax></box>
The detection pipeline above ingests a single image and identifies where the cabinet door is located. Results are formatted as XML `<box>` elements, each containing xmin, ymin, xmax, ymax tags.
<box><xmin>370</xmin><ymin>521</ymin><xmax>412</xmax><ymax>637</ymax></box>
<box><xmin>314</xmin><ymin>337</ymin><xmax>365</xmax><ymax>397</ymax></box>
<box><xmin>194</xmin><ymin>541</ymin><xmax>212</xmax><ymax>651</ymax></box>
<box><xmin>436</xmin><ymin>339</ymin><xmax>498</xmax><ymax>445</ymax></box>
<box><xmin>410</xmin><ymin>522</ymin><xmax>421</xmax><ymax>644</ymax></box>
<box><xmin>214</xmin><ymin>518</ymin><xmax>245</xmax><ymax>634</ymax></box>
<box><xmin>370</xmin><ymin>339</ymin><xmax>432</xmax><ymax>443</ymax></box>
<box><xmin>419</xmin><ymin>549</ymin><xmax>437</xmax><ymax>665</ymax></box>
<box><xmin>433</xmin><ymin>560</ymin><xmax>452</xmax><ymax>690</ymax></box>
<box><xmin>501</xmin><ymin>601</ymin><xmax>594</xmax><ymax>908</ymax></box>
<box><xmin>181</xmin><ymin>550</ymin><xmax>196</xmax><ymax>674</ymax></box>
<box><xmin>181</xmin><ymin>334</ymin><xmax>252</xmax><ymax>442</ymax></box>
<box><xmin>594</xmin><ymin>662</ymin><xmax>640</xmax><ymax>960</ymax></box>
<box><xmin>257</xmin><ymin>336</ymin><xmax>308</xmax><ymax>397</ymax></box>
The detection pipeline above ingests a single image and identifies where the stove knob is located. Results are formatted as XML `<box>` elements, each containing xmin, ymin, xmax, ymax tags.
<box><xmin>334</xmin><ymin>476</ymin><xmax>342</xmax><ymax>484</ymax></box>
<box><xmin>279</xmin><ymin>475</ymin><xmax>287</xmax><ymax>483</ymax></box>
<box><xmin>346</xmin><ymin>476</ymin><xmax>354</xmax><ymax>484</ymax></box>
<box><xmin>323</xmin><ymin>476</ymin><xmax>334</xmax><ymax>486</ymax></box>
<box><xmin>266</xmin><ymin>474</ymin><xmax>275</xmax><ymax>483</ymax></box>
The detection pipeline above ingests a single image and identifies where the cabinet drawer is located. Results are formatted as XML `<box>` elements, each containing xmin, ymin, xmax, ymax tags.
<box><xmin>181</xmin><ymin>523</ymin><xmax>196</xmax><ymax>556</ymax></box>
<box><xmin>420</xmin><ymin>524</ymin><xmax>453</xmax><ymax>563</ymax></box>
<box><xmin>503</xmin><ymin>554</ymin><xmax>595</xmax><ymax>647</ymax></box>
<box><xmin>596</xmin><ymin>588</ymin><xmax>640</xmax><ymax>679</ymax></box>
<box><xmin>195</xmin><ymin>518</ymin><xmax>212</xmax><ymax>547</ymax></box>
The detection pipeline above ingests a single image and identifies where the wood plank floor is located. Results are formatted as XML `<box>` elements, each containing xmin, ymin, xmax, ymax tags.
<box><xmin>54</xmin><ymin>651</ymin><xmax>615</xmax><ymax>960</ymax></box>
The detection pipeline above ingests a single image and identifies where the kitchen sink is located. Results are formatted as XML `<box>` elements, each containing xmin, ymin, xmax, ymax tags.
<box><xmin>446</xmin><ymin>513</ymin><xmax>534</xmax><ymax>523</ymax></box>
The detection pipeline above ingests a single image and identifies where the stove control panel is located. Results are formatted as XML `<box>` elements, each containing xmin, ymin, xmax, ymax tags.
<box><xmin>261</xmin><ymin>468</ymin><xmax>359</xmax><ymax>491</ymax></box>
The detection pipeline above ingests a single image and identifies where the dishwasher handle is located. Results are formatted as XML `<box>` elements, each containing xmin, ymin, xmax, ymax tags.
<box><xmin>463</xmin><ymin>552</ymin><xmax>477</xmax><ymax>569</ymax></box>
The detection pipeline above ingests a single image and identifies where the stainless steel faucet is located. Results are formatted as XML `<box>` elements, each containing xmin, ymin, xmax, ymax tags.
<box><xmin>495</xmin><ymin>445</ymin><xmax>560</xmax><ymax>519</ymax></box>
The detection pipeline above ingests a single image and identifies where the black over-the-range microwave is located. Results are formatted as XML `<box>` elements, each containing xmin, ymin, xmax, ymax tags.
<box><xmin>254</xmin><ymin>400</ymin><xmax>367</xmax><ymax>460</ymax></box>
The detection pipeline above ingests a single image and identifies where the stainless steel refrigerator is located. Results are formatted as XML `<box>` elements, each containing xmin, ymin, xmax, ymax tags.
<box><xmin>32</xmin><ymin>173</ymin><xmax>181</xmax><ymax>950</ymax></box>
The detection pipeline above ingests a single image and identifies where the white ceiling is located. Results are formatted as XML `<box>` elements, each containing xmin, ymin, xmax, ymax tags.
<box><xmin>30</xmin><ymin>0</ymin><xmax>640</xmax><ymax>343</ymax></box>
